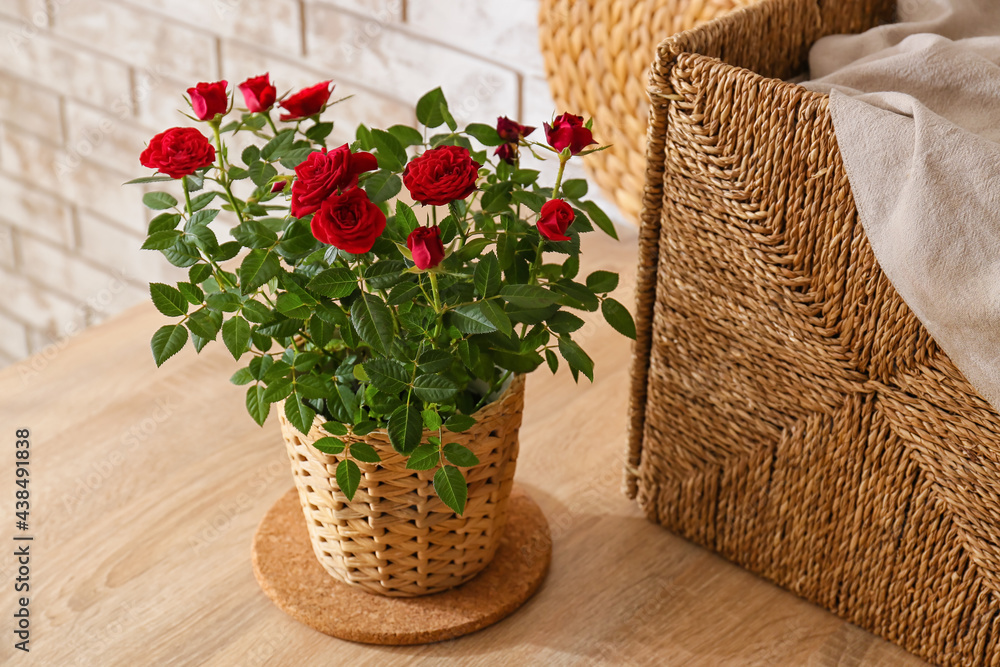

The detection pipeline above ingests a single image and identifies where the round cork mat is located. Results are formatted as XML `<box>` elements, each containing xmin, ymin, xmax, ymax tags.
<box><xmin>251</xmin><ymin>485</ymin><xmax>551</xmax><ymax>645</ymax></box>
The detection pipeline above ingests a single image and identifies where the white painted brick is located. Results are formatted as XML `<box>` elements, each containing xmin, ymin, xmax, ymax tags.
<box><xmin>304</xmin><ymin>4</ymin><xmax>519</xmax><ymax>125</ymax></box>
<box><xmin>307</xmin><ymin>0</ymin><xmax>403</xmax><ymax>21</ymax></box>
<box><xmin>0</xmin><ymin>310</ymin><xmax>31</xmax><ymax>359</ymax></box>
<box><xmin>55</xmin><ymin>0</ymin><xmax>218</xmax><ymax>83</ymax></box>
<box><xmin>19</xmin><ymin>235</ymin><xmax>123</xmax><ymax>299</ymax></box>
<box><xmin>0</xmin><ymin>125</ymin><xmax>146</xmax><ymax>231</ymax></box>
<box><xmin>0</xmin><ymin>174</ymin><xmax>75</xmax><ymax>246</ymax></box>
<box><xmin>0</xmin><ymin>71</ymin><xmax>63</xmax><ymax>140</ymax></box>
<box><xmin>0</xmin><ymin>268</ymin><xmax>85</xmax><ymax>342</ymax></box>
<box><xmin>522</xmin><ymin>73</ymin><xmax>558</xmax><ymax>129</ymax></box>
<box><xmin>64</xmin><ymin>101</ymin><xmax>152</xmax><ymax>175</ymax></box>
<box><xmin>0</xmin><ymin>0</ymin><xmax>48</xmax><ymax>24</ymax></box>
<box><xmin>0</xmin><ymin>16</ymin><xmax>132</xmax><ymax>112</ymax></box>
<box><xmin>0</xmin><ymin>223</ymin><xmax>16</xmax><ymax>269</ymax></box>
<box><xmin>406</xmin><ymin>0</ymin><xmax>547</xmax><ymax>77</ymax></box>
<box><xmin>116</xmin><ymin>0</ymin><xmax>304</xmax><ymax>56</ymax></box>
<box><xmin>76</xmin><ymin>211</ymin><xmax>186</xmax><ymax>286</ymax></box>
<box><xmin>133</xmin><ymin>71</ymin><xmax>204</xmax><ymax>135</ymax></box>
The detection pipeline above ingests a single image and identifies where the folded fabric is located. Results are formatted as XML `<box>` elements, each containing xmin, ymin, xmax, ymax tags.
<box><xmin>801</xmin><ymin>0</ymin><xmax>1000</xmax><ymax>410</ymax></box>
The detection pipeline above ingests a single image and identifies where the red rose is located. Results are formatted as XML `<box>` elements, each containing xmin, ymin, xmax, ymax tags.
<box><xmin>494</xmin><ymin>142</ymin><xmax>518</xmax><ymax>165</ymax></box>
<box><xmin>402</xmin><ymin>145</ymin><xmax>481</xmax><ymax>206</ymax></box>
<box><xmin>538</xmin><ymin>199</ymin><xmax>575</xmax><ymax>242</ymax></box>
<box><xmin>187</xmin><ymin>80</ymin><xmax>229</xmax><ymax>121</ymax></box>
<box><xmin>407</xmin><ymin>226</ymin><xmax>445</xmax><ymax>269</ymax></box>
<box><xmin>543</xmin><ymin>113</ymin><xmax>596</xmax><ymax>155</ymax></box>
<box><xmin>238</xmin><ymin>74</ymin><xmax>276</xmax><ymax>113</ymax></box>
<box><xmin>140</xmin><ymin>127</ymin><xmax>216</xmax><ymax>179</ymax></box>
<box><xmin>279</xmin><ymin>81</ymin><xmax>333</xmax><ymax>121</ymax></box>
<box><xmin>310</xmin><ymin>187</ymin><xmax>386</xmax><ymax>254</ymax></box>
<box><xmin>496</xmin><ymin>116</ymin><xmax>534</xmax><ymax>143</ymax></box>
<box><xmin>290</xmin><ymin>144</ymin><xmax>378</xmax><ymax>218</ymax></box>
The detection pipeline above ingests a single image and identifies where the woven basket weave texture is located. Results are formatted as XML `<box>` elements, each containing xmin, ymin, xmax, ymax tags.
<box><xmin>539</xmin><ymin>0</ymin><xmax>757</xmax><ymax>222</ymax></box>
<box><xmin>280</xmin><ymin>375</ymin><xmax>524</xmax><ymax>597</ymax></box>
<box><xmin>625</xmin><ymin>1</ymin><xmax>1000</xmax><ymax>665</ymax></box>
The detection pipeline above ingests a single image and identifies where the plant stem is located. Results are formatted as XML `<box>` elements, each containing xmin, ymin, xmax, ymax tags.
<box><xmin>211</xmin><ymin>123</ymin><xmax>246</xmax><ymax>225</ymax></box>
<box><xmin>182</xmin><ymin>176</ymin><xmax>193</xmax><ymax>214</ymax></box>
<box><xmin>428</xmin><ymin>272</ymin><xmax>442</xmax><ymax>312</ymax></box>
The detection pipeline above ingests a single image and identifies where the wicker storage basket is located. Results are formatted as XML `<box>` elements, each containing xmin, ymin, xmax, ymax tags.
<box><xmin>279</xmin><ymin>375</ymin><xmax>524</xmax><ymax>597</ymax></box>
<box><xmin>538</xmin><ymin>0</ymin><xmax>758</xmax><ymax>222</ymax></box>
<box><xmin>627</xmin><ymin>1</ymin><xmax>1000</xmax><ymax>665</ymax></box>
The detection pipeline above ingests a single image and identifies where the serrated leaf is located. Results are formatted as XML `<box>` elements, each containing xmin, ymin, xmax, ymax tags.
<box><xmin>222</xmin><ymin>316</ymin><xmax>251</xmax><ymax>359</ymax></box>
<box><xmin>464</xmin><ymin>122</ymin><xmax>503</xmax><ymax>146</ymax></box>
<box><xmin>125</xmin><ymin>175</ymin><xmax>174</xmax><ymax>185</ymax></box>
<box><xmin>262</xmin><ymin>377</ymin><xmax>293</xmax><ymax>403</ymax></box>
<box><xmin>387</xmin><ymin>124</ymin><xmax>423</xmax><ymax>147</ymax></box>
<box><xmin>242</xmin><ymin>144</ymin><xmax>261</xmax><ymax>166</ymax></box>
<box><xmin>323</xmin><ymin>421</ymin><xmax>349</xmax><ymax>436</ymax></box>
<box><xmin>388</xmin><ymin>404</ymin><xmax>422</xmax><ymax>454</ymax></box>
<box><xmin>548</xmin><ymin>310</ymin><xmax>586</xmax><ymax>333</ymax></box>
<box><xmin>336</xmin><ymin>459</ymin><xmax>361</xmax><ymax>500</ymax></box>
<box><xmin>188</xmin><ymin>191</ymin><xmax>219</xmax><ymax>212</ymax></box>
<box><xmin>143</xmin><ymin>191</ymin><xmax>178</xmax><ymax>210</ymax></box>
<box><xmin>142</xmin><ymin>230</ymin><xmax>184</xmax><ymax>250</ymax></box>
<box><xmin>479</xmin><ymin>299</ymin><xmax>512</xmax><ymax>337</ymax></box>
<box><xmin>448</xmin><ymin>303</ymin><xmax>496</xmax><ymax>334</ymax></box>
<box><xmin>187</xmin><ymin>309</ymin><xmax>221</xmax><ymax>340</ymax></box>
<box><xmin>307</xmin><ymin>267</ymin><xmax>357</xmax><ymax>298</ymax></box>
<box><xmin>474</xmin><ymin>252</ymin><xmax>501</xmax><ymax>298</ymax></box>
<box><xmin>371</xmin><ymin>128</ymin><xmax>407</xmax><ymax>172</ymax></box>
<box><xmin>206</xmin><ymin>291</ymin><xmax>242</xmax><ymax>312</ymax></box>
<box><xmin>312</xmin><ymin>436</ymin><xmax>345</xmax><ymax>455</ymax></box>
<box><xmin>230</xmin><ymin>367</ymin><xmax>255</xmax><ymax>385</ymax></box>
<box><xmin>558</xmin><ymin>336</ymin><xmax>594</xmax><ymax>381</ymax></box>
<box><xmin>239</xmin><ymin>249</ymin><xmax>281</xmax><ymax>293</ymax></box>
<box><xmin>350</xmin><ymin>442</ymin><xmax>381</xmax><ymax>463</ymax></box>
<box><xmin>586</xmin><ymin>270</ymin><xmax>619</xmax><ymax>293</ymax></box>
<box><xmin>416</xmin><ymin>87</ymin><xmax>450</xmax><ymax>128</ymax></box>
<box><xmin>413</xmin><ymin>374</ymin><xmax>459</xmax><ymax>403</ymax></box>
<box><xmin>249</xmin><ymin>160</ymin><xmax>277</xmax><ymax>187</ymax></box>
<box><xmin>147</xmin><ymin>212</ymin><xmax>182</xmax><ymax>235</ymax></box>
<box><xmin>499</xmin><ymin>284</ymin><xmax>560</xmax><ymax>307</ymax></box>
<box><xmin>545</xmin><ymin>348</ymin><xmax>559</xmax><ymax>373</ymax></box>
<box><xmin>602</xmin><ymin>297</ymin><xmax>636</xmax><ymax>339</ymax></box>
<box><xmin>443</xmin><ymin>442</ymin><xmax>479</xmax><ymax>467</ymax></box>
<box><xmin>560</xmin><ymin>179</ymin><xmax>588</xmax><ymax>199</ymax></box>
<box><xmin>581</xmin><ymin>200</ymin><xmax>618</xmax><ymax>240</ymax></box>
<box><xmin>445</xmin><ymin>414</ymin><xmax>477</xmax><ymax>432</ymax></box>
<box><xmin>246</xmin><ymin>385</ymin><xmax>270</xmax><ymax>426</ymax></box>
<box><xmin>406</xmin><ymin>443</ymin><xmax>439</xmax><ymax>470</ymax></box>
<box><xmin>363</xmin><ymin>359</ymin><xmax>410</xmax><ymax>394</ymax></box>
<box><xmin>177</xmin><ymin>281</ymin><xmax>204</xmax><ymax>305</ymax></box>
<box><xmin>149</xmin><ymin>283</ymin><xmax>188</xmax><ymax>317</ymax></box>
<box><xmin>284</xmin><ymin>393</ymin><xmax>316</xmax><ymax>435</ymax></box>
<box><xmin>422</xmin><ymin>408</ymin><xmax>442</xmax><ymax>430</ymax></box>
<box><xmin>433</xmin><ymin>465</ymin><xmax>467</xmax><ymax>514</ymax></box>
<box><xmin>275</xmin><ymin>292</ymin><xmax>311</xmax><ymax>319</ymax></box>
<box><xmin>261</xmin><ymin>129</ymin><xmax>296</xmax><ymax>161</ymax></box>
<box><xmin>351</xmin><ymin>293</ymin><xmax>395</xmax><ymax>356</ymax></box>
<box><xmin>232</xmin><ymin>220</ymin><xmax>278</xmax><ymax>249</ymax></box>
<box><xmin>150</xmin><ymin>324</ymin><xmax>188</xmax><ymax>366</ymax></box>
<box><xmin>363</xmin><ymin>170</ymin><xmax>402</xmax><ymax>203</ymax></box>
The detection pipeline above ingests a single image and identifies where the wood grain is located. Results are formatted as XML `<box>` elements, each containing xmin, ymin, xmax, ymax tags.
<box><xmin>0</xmin><ymin>230</ymin><xmax>927</xmax><ymax>666</ymax></box>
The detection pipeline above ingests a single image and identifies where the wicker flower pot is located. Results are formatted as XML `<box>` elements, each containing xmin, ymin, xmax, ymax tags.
<box><xmin>278</xmin><ymin>375</ymin><xmax>525</xmax><ymax>597</ymax></box>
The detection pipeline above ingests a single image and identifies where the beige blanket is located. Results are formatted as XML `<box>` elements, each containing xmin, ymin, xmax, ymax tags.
<box><xmin>801</xmin><ymin>0</ymin><xmax>1000</xmax><ymax>409</ymax></box>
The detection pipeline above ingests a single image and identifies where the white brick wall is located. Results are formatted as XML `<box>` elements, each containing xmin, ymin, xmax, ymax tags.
<box><xmin>0</xmin><ymin>0</ymin><xmax>615</xmax><ymax>370</ymax></box>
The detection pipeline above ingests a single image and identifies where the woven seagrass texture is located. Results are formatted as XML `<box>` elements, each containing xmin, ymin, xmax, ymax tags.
<box><xmin>538</xmin><ymin>0</ymin><xmax>757</xmax><ymax>222</ymax></box>
<box><xmin>627</xmin><ymin>1</ymin><xmax>1000</xmax><ymax>665</ymax></box>
<box><xmin>279</xmin><ymin>375</ymin><xmax>524</xmax><ymax>597</ymax></box>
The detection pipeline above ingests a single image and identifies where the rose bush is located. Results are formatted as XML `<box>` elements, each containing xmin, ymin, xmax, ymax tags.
<box><xmin>131</xmin><ymin>80</ymin><xmax>631</xmax><ymax>514</ymax></box>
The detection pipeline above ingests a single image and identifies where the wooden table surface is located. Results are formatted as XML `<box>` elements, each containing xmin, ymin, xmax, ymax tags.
<box><xmin>0</xmin><ymin>229</ymin><xmax>927</xmax><ymax>666</ymax></box>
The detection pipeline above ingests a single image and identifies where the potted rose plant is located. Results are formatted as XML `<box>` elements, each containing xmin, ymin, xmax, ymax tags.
<box><xmin>131</xmin><ymin>76</ymin><xmax>634</xmax><ymax>597</ymax></box>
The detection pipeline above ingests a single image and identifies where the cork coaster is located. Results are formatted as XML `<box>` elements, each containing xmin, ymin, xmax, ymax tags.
<box><xmin>251</xmin><ymin>485</ymin><xmax>552</xmax><ymax>645</ymax></box>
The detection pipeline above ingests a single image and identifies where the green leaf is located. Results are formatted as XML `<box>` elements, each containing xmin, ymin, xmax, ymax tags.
<box><xmin>232</xmin><ymin>220</ymin><xmax>278</xmax><ymax>249</ymax></box>
<box><xmin>206</xmin><ymin>291</ymin><xmax>242</xmax><ymax>312</ymax></box>
<box><xmin>560</xmin><ymin>179</ymin><xmax>588</xmax><ymax>199</ymax></box>
<box><xmin>464</xmin><ymin>123</ymin><xmax>503</xmax><ymax>146</ymax></box>
<box><xmin>551</xmin><ymin>280</ymin><xmax>600</xmax><ymax>312</ymax></box>
<box><xmin>249</xmin><ymin>160</ymin><xmax>278</xmax><ymax>187</ymax></box>
<box><xmin>363</xmin><ymin>359</ymin><xmax>410</xmax><ymax>395</ymax></box>
<box><xmin>150</xmin><ymin>324</ymin><xmax>188</xmax><ymax>366</ymax></box>
<box><xmin>479</xmin><ymin>299</ymin><xmax>512</xmax><ymax>338</ymax></box>
<box><xmin>149</xmin><ymin>283</ymin><xmax>188</xmax><ymax>317</ymax></box>
<box><xmin>443</xmin><ymin>442</ymin><xmax>479</xmax><ymax>467</ymax></box>
<box><xmin>388</xmin><ymin>405</ymin><xmax>422</xmax><ymax>454</ymax></box>
<box><xmin>445</xmin><ymin>414</ymin><xmax>476</xmax><ymax>432</ymax></box>
<box><xmin>499</xmin><ymin>284</ymin><xmax>560</xmax><ymax>307</ymax></box>
<box><xmin>433</xmin><ymin>466</ymin><xmax>468</xmax><ymax>514</ymax></box>
<box><xmin>142</xmin><ymin>230</ymin><xmax>184</xmax><ymax>250</ymax></box>
<box><xmin>239</xmin><ymin>249</ymin><xmax>280</xmax><ymax>293</ymax></box>
<box><xmin>350</xmin><ymin>442</ymin><xmax>381</xmax><ymax>463</ymax></box>
<box><xmin>422</xmin><ymin>408</ymin><xmax>442</xmax><ymax>430</ymax></box>
<box><xmin>558</xmin><ymin>336</ymin><xmax>594</xmax><ymax>381</ymax></box>
<box><xmin>222</xmin><ymin>316</ymin><xmax>251</xmax><ymax>359</ymax></box>
<box><xmin>545</xmin><ymin>348</ymin><xmax>559</xmax><ymax>373</ymax></box>
<box><xmin>307</xmin><ymin>268</ymin><xmax>357</xmax><ymax>299</ymax></box>
<box><xmin>284</xmin><ymin>393</ymin><xmax>316</xmax><ymax>435</ymax></box>
<box><xmin>548</xmin><ymin>310</ymin><xmax>586</xmax><ymax>334</ymax></box>
<box><xmin>261</xmin><ymin>129</ymin><xmax>296</xmax><ymax>161</ymax></box>
<box><xmin>406</xmin><ymin>443</ymin><xmax>439</xmax><ymax>470</ymax></box>
<box><xmin>364</xmin><ymin>260</ymin><xmax>406</xmax><ymax>290</ymax></box>
<box><xmin>147</xmin><ymin>213</ymin><xmax>182</xmax><ymax>235</ymax></box>
<box><xmin>418</xmin><ymin>349</ymin><xmax>452</xmax><ymax>373</ymax></box>
<box><xmin>312</xmin><ymin>436</ymin><xmax>345</xmax><ymax>455</ymax></box>
<box><xmin>176</xmin><ymin>281</ymin><xmax>203</xmax><ymax>305</ymax></box>
<box><xmin>448</xmin><ymin>303</ymin><xmax>497</xmax><ymax>334</ymax></box>
<box><xmin>189</xmin><ymin>264</ymin><xmax>213</xmax><ymax>283</ymax></box>
<box><xmin>241</xmin><ymin>145</ymin><xmax>261</xmax><ymax>166</ymax></box>
<box><xmin>336</xmin><ymin>459</ymin><xmax>361</xmax><ymax>500</ymax></box>
<box><xmin>143</xmin><ymin>191</ymin><xmax>178</xmax><ymax>210</ymax></box>
<box><xmin>602</xmin><ymin>297</ymin><xmax>636</xmax><ymax>339</ymax></box>
<box><xmin>246</xmin><ymin>384</ymin><xmax>270</xmax><ymax>426</ymax></box>
<box><xmin>387</xmin><ymin>124</ymin><xmax>424</xmax><ymax>147</ymax></box>
<box><xmin>262</xmin><ymin>377</ymin><xmax>293</xmax><ymax>403</ymax></box>
<box><xmin>350</xmin><ymin>293</ymin><xmax>395</xmax><ymax>356</ymax></box>
<box><xmin>275</xmin><ymin>292</ymin><xmax>311</xmax><ymax>319</ymax></box>
<box><xmin>187</xmin><ymin>309</ymin><xmax>222</xmax><ymax>340</ymax></box>
<box><xmin>188</xmin><ymin>191</ymin><xmax>219</xmax><ymax>212</ymax></box>
<box><xmin>474</xmin><ymin>252</ymin><xmax>501</xmax><ymax>298</ymax></box>
<box><xmin>582</xmin><ymin>200</ymin><xmax>618</xmax><ymax>240</ymax></box>
<box><xmin>230</xmin><ymin>367</ymin><xmax>255</xmax><ymax>385</ymax></box>
<box><xmin>413</xmin><ymin>374</ymin><xmax>459</xmax><ymax>403</ymax></box>
<box><xmin>394</xmin><ymin>201</ymin><xmax>419</xmax><ymax>238</ymax></box>
<box><xmin>125</xmin><ymin>175</ymin><xmax>174</xmax><ymax>185</ymax></box>
<box><xmin>512</xmin><ymin>169</ymin><xmax>540</xmax><ymax>185</ymax></box>
<box><xmin>323</xmin><ymin>421</ymin><xmax>349</xmax><ymax>436</ymax></box>
<box><xmin>586</xmin><ymin>270</ymin><xmax>619</xmax><ymax>293</ymax></box>
<box><xmin>371</xmin><ymin>128</ymin><xmax>407</xmax><ymax>172</ymax></box>
<box><xmin>416</xmin><ymin>87</ymin><xmax>450</xmax><ymax>128</ymax></box>
<box><xmin>364</xmin><ymin>170</ymin><xmax>402</xmax><ymax>203</ymax></box>
<box><xmin>305</xmin><ymin>122</ymin><xmax>334</xmax><ymax>144</ymax></box>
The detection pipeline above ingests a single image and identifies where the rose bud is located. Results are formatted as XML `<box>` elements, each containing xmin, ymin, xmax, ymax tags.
<box><xmin>270</xmin><ymin>180</ymin><xmax>287</xmax><ymax>193</ymax></box>
<box><xmin>402</xmin><ymin>145</ymin><xmax>481</xmax><ymax>206</ymax></box>
<box><xmin>494</xmin><ymin>142</ymin><xmax>519</xmax><ymax>165</ymax></box>
<box><xmin>290</xmin><ymin>144</ymin><xmax>378</xmax><ymax>218</ymax></box>
<box><xmin>495</xmin><ymin>116</ymin><xmax>535</xmax><ymax>143</ymax></box>
<box><xmin>407</xmin><ymin>226</ymin><xmax>445</xmax><ymax>270</ymax></box>
<box><xmin>238</xmin><ymin>73</ymin><xmax>277</xmax><ymax>113</ymax></box>
<box><xmin>310</xmin><ymin>187</ymin><xmax>386</xmax><ymax>254</ymax></box>
<box><xmin>279</xmin><ymin>81</ymin><xmax>333</xmax><ymax>121</ymax></box>
<box><xmin>543</xmin><ymin>113</ymin><xmax>597</xmax><ymax>155</ymax></box>
<box><xmin>537</xmin><ymin>198</ymin><xmax>575</xmax><ymax>242</ymax></box>
<box><xmin>187</xmin><ymin>80</ymin><xmax>229</xmax><ymax>121</ymax></box>
<box><xmin>140</xmin><ymin>127</ymin><xmax>216</xmax><ymax>179</ymax></box>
